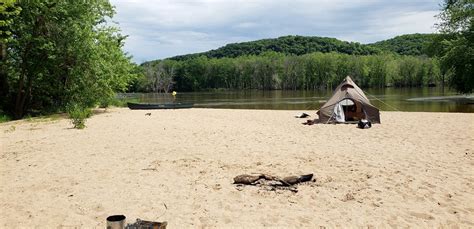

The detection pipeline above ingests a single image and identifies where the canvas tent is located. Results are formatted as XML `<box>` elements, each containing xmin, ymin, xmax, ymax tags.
<box><xmin>317</xmin><ymin>76</ymin><xmax>380</xmax><ymax>123</ymax></box>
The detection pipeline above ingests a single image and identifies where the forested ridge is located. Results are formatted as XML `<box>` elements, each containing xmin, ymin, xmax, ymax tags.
<box><xmin>170</xmin><ymin>35</ymin><xmax>381</xmax><ymax>61</ymax></box>
<box><xmin>169</xmin><ymin>34</ymin><xmax>436</xmax><ymax>61</ymax></box>
<box><xmin>370</xmin><ymin>34</ymin><xmax>439</xmax><ymax>56</ymax></box>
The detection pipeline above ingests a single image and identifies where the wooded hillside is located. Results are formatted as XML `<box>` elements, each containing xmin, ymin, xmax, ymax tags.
<box><xmin>169</xmin><ymin>34</ymin><xmax>435</xmax><ymax>61</ymax></box>
<box><xmin>369</xmin><ymin>33</ymin><xmax>438</xmax><ymax>56</ymax></box>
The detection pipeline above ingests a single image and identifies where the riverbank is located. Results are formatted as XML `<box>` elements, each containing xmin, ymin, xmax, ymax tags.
<box><xmin>1</xmin><ymin>108</ymin><xmax>473</xmax><ymax>227</ymax></box>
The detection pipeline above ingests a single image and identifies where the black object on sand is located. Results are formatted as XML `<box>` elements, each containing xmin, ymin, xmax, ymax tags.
<box><xmin>295</xmin><ymin>113</ymin><xmax>310</xmax><ymax>118</ymax></box>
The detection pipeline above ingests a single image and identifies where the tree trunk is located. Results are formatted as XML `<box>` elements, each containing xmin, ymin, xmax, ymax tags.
<box><xmin>14</xmin><ymin>43</ymin><xmax>31</xmax><ymax>119</ymax></box>
<box><xmin>14</xmin><ymin>75</ymin><xmax>26</xmax><ymax>119</ymax></box>
<box><xmin>441</xmin><ymin>73</ymin><xmax>445</xmax><ymax>95</ymax></box>
<box><xmin>0</xmin><ymin>42</ymin><xmax>9</xmax><ymax>107</ymax></box>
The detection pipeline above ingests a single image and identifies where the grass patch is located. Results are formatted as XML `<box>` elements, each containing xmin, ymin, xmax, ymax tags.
<box><xmin>24</xmin><ymin>113</ymin><xmax>65</xmax><ymax>123</ymax></box>
<box><xmin>0</xmin><ymin>114</ymin><xmax>11</xmax><ymax>123</ymax></box>
<box><xmin>0</xmin><ymin>96</ymin><xmax>136</xmax><ymax>126</ymax></box>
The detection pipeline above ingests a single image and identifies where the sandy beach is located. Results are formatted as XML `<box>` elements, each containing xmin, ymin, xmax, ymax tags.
<box><xmin>1</xmin><ymin>108</ymin><xmax>473</xmax><ymax>227</ymax></box>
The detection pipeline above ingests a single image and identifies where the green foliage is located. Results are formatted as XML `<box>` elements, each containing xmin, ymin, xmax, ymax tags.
<box><xmin>170</xmin><ymin>35</ymin><xmax>381</xmax><ymax>61</ymax></box>
<box><xmin>167</xmin><ymin>34</ymin><xmax>440</xmax><ymax>62</ymax></box>
<box><xmin>98</xmin><ymin>97</ymin><xmax>114</xmax><ymax>108</ymax></box>
<box><xmin>67</xmin><ymin>104</ymin><xmax>91</xmax><ymax>129</ymax></box>
<box><xmin>0</xmin><ymin>0</ymin><xmax>21</xmax><ymax>113</ymax></box>
<box><xmin>440</xmin><ymin>36</ymin><xmax>474</xmax><ymax>93</ymax></box>
<box><xmin>432</xmin><ymin>0</ymin><xmax>474</xmax><ymax>93</ymax></box>
<box><xmin>0</xmin><ymin>113</ymin><xmax>11</xmax><ymax>123</ymax></box>
<box><xmin>438</xmin><ymin>0</ymin><xmax>473</xmax><ymax>33</ymax></box>
<box><xmin>0</xmin><ymin>0</ymin><xmax>21</xmax><ymax>43</ymax></box>
<box><xmin>135</xmin><ymin>52</ymin><xmax>441</xmax><ymax>92</ymax></box>
<box><xmin>1</xmin><ymin>0</ymin><xmax>137</xmax><ymax>119</ymax></box>
<box><xmin>369</xmin><ymin>34</ymin><xmax>439</xmax><ymax>56</ymax></box>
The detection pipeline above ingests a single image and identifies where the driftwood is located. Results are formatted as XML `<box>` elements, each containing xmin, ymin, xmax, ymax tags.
<box><xmin>126</xmin><ymin>219</ymin><xmax>167</xmax><ymax>229</ymax></box>
<box><xmin>233</xmin><ymin>173</ymin><xmax>313</xmax><ymax>192</ymax></box>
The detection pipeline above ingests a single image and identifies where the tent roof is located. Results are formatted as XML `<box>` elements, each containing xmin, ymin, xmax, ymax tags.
<box><xmin>320</xmin><ymin>76</ymin><xmax>370</xmax><ymax>109</ymax></box>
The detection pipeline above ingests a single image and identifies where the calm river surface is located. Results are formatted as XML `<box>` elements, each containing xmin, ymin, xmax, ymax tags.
<box><xmin>122</xmin><ymin>87</ymin><xmax>474</xmax><ymax>113</ymax></box>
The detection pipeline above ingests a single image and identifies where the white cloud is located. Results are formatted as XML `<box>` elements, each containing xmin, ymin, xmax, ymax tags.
<box><xmin>110</xmin><ymin>0</ymin><xmax>440</xmax><ymax>62</ymax></box>
<box><xmin>373</xmin><ymin>11</ymin><xmax>439</xmax><ymax>35</ymax></box>
<box><xmin>339</xmin><ymin>10</ymin><xmax>439</xmax><ymax>43</ymax></box>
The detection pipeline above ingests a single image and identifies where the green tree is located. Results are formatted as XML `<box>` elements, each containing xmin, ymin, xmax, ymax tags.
<box><xmin>137</xmin><ymin>52</ymin><xmax>440</xmax><ymax>92</ymax></box>
<box><xmin>170</xmin><ymin>35</ymin><xmax>381</xmax><ymax>61</ymax></box>
<box><xmin>435</xmin><ymin>0</ymin><xmax>473</xmax><ymax>93</ymax></box>
<box><xmin>3</xmin><ymin>1</ymin><xmax>136</xmax><ymax>119</ymax></box>
<box><xmin>0</xmin><ymin>0</ymin><xmax>21</xmax><ymax>111</ymax></box>
<box><xmin>369</xmin><ymin>34</ymin><xmax>438</xmax><ymax>56</ymax></box>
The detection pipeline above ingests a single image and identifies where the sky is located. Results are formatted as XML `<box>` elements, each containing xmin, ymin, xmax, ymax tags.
<box><xmin>109</xmin><ymin>0</ymin><xmax>442</xmax><ymax>63</ymax></box>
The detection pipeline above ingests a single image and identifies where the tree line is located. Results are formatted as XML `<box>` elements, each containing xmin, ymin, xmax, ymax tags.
<box><xmin>133</xmin><ymin>52</ymin><xmax>442</xmax><ymax>92</ymax></box>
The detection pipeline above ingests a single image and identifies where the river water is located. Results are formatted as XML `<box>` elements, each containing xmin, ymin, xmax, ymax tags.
<box><xmin>122</xmin><ymin>87</ymin><xmax>474</xmax><ymax>113</ymax></box>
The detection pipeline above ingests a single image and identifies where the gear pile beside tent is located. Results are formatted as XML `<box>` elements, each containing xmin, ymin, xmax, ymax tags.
<box><xmin>317</xmin><ymin>76</ymin><xmax>380</xmax><ymax>124</ymax></box>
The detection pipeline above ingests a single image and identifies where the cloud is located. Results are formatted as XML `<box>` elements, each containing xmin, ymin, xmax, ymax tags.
<box><xmin>110</xmin><ymin>0</ymin><xmax>441</xmax><ymax>63</ymax></box>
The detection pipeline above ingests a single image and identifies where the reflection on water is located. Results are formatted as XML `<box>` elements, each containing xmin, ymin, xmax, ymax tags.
<box><xmin>121</xmin><ymin>87</ymin><xmax>474</xmax><ymax>113</ymax></box>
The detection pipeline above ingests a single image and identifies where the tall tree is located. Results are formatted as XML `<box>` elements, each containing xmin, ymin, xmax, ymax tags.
<box><xmin>3</xmin><ymin>0</ymin><xmax>136</xmax><ymax>119</ymax></box>
<box><xmin>0</xmin><ymin>0</ymin><xmax>21</xmax><ymax>110</ymax></box>
<box><xmin>435</xmin><ymin>0</ymin><xmax>473</xmax><ymax>93</ymax></box>
<box><xmin>143</xmin><ymin>60</ymin><xmax>176</xmax><ymax>93</ymax></box>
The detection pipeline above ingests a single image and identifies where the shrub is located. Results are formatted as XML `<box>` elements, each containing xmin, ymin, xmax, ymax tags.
<box><xmin>67</xmin><ymin>104</ymin><xmax>92</xmax><ymax>129</ymax></box>
<box><xmin>0</xmin><ymin>114</ymin><xmax>11</xmax><ymax>123</ymax></box>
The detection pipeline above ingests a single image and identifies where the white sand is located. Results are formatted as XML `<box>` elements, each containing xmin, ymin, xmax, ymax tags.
<box><xmin>1</xmin><ymin>108</ymin><xmax>473</xmax><ymax>227</ymax></box>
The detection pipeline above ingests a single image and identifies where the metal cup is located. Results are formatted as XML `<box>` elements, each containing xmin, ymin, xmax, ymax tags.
<box><xmin>106</xmin><ymin>215</ymin><xmax>126</xmax><ymax>229</ymax></box>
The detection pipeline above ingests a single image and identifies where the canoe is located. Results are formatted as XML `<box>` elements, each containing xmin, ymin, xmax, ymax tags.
<box><xmin>127</xmin><ymin>102</ymin><xmax>194</xmax><ymax>110</ymax></box>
